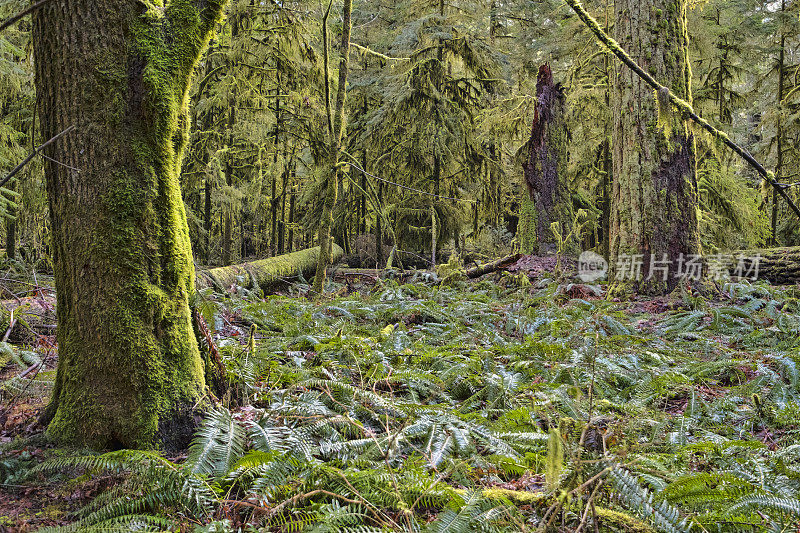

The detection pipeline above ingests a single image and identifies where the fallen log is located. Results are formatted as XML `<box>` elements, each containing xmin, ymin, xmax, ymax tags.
<box><xmin>197</xmin><ymin>244</ymin><xmax>344</xmax><ymax>293</ymax></box>
<box><xmin>733</xmin><ymin>247</ymin><xmax>800</xmax><ymax>285</ymax></box>
<box><xmin>465</xmin><ymin>253</ymin><xmax>523</xmax><ymax>279</ymax></box>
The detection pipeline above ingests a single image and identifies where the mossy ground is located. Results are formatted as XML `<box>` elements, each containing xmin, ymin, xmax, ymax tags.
<box><xmin>2</xmin><ymin>267</ymin><xmax>800</xmax><ymax>531</ymax></box>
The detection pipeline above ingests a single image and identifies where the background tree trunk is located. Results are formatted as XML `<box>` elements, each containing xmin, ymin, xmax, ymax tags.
<box><xmin>523</xmin><ymin>64</ymin><xmax>575</xmax><ymax>256</ymax></box>
<box><xmin>33</xmin><ymin>0</ymin><xmax>225</xmax><ymax>450</ymax></box>
<box><xmin>313</xmin><ymin>0</ymin><xmax>353</xmax><ymax>294</ymax></box>
<box><xmin>610</xmin><ymin>0</ymin><xmax>700</xmax><ymax>294</ymax></box>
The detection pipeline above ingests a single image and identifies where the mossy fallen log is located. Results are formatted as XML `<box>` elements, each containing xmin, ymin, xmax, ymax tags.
<box><xmin>465</xmin><ymin>253</ymin><xmax>522</xmax><ymax>279</ymax></box>
<box><xmin>730</xmin><ymin>247</ymin><xmax>800</xmax><ymax>285</ymax></box>
<box><xmin>197</xmin><ymin>244</ymin><xmax>344</xmax><ymax>293</ymax></box>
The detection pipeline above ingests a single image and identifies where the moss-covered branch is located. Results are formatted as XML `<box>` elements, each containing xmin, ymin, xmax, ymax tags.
<box><xmin>563</xmin><ymin>0</ymin><xmax>800</xmax><ymax>221</ymax></box>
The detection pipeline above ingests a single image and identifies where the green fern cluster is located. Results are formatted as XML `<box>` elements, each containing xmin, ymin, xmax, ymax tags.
<box><xmin>24</xmin><ymin>277</ymin><xmax>800</xmax><ymax>531</ymax></box>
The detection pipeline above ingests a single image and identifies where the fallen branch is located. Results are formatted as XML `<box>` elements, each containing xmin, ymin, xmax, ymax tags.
<box><xmin>465</xmin><ymin>253</ymin><xmax>522</xmax><ymax>279</ymax></box>
<box><xmin>564</xmin><ymin>0</ymin><xmax>800</xmax><ymax>221</ymax></box>
<box><xmin>2</xmin><ymin>309</ymin><xmax>15</xmax><ymax>342</ymax></box>
<box><xmin>0</xmin><ymin>125</ymin><xmax>76</xmax><ymax>190</ymax></box>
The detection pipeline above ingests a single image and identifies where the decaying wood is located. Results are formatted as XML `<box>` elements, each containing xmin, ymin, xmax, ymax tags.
<box><xmin>522</xmin><ymin>64</ymin><xmax>573</xmax><ymax>255</ymax></box>
<box><xmin>197</xmin><ymin>244</ymin><xmax>345</xmax><ymax>293</ymax></box>
<box><xmin>465</xmin><ymin>254</ymin><xmax>522</xmax><ymax>279</ymax></box>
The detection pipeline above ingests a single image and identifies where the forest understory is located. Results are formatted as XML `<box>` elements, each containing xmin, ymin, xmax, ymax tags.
<box><xmin>1</xmin><ymin>257</ymin><xmax>800</xmax><ymax>532</ymax></box>
<box><xmin>3</xmin><ymin>0</ymin><xmax>800</xmax><ymax>530</ymax></box>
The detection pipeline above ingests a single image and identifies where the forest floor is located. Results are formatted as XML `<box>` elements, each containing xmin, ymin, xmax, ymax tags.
<box><xmin>0</xmin><ymin>261</ymin><xmax>799</xmax><ymax>532</ymax></box>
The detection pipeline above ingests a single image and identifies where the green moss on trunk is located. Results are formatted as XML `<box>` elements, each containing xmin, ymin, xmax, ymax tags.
<box><xmin>34</xmin><ymin>0</ymin><xmax>227</xmax><ymax>450</ymax></box>
<box><xmin>198</xmin><ymin>244</ymin><xmax>344</xmax><ymax>292</ymax></box>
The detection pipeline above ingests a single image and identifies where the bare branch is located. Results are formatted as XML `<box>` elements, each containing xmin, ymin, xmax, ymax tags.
<box><xmin>0</xmin><ymin>126</ymin><xmax>76</xmax><ymax>190</ymax></box>
<box><xmin>0</xmin><ymin>0</ymin><xmax>52</xmax><ymax>34</ymax></box>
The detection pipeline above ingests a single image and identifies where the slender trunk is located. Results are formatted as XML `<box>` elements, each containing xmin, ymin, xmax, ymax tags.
<box><xmin>313</xmin><ymin>0</ymin><xmax>353</xmax><ymax>293</ymax></box>
<box><xmin>360</xmin><ymin>56</ymin><xmax>369</xmax><ymax>236</ymax></box>
<box><xmin>34</xmin><ymin>0</ymin><xmax>226</xmax><ymax>449</ymax></box>
<box><xmin>6</xmin><ymin>175</ymin><xmax>16</xmax><ymax>260</ymax></box>
<box><xmin>430</xmin><ymin>204</ymin><xmax>437</xmax><ymax>267</ymax></box>
<box><xmin>610</xmin><ymin>0</ymin><xmax>700</xmax><ymax>294</ymax></box>
<box><xmin>271</xmin><ymin>67</ymin><xmax>282</xmax><ymax>256</ymax></box>
<box><xmin>774</xmin><ymin>0</ymin><xmax>786</xmax><ymax>246</ymax></box>
<box><xmin>601</xmin><ymin>3</ymin><xmax>612</xmax><ymax>259</ymax></box>
<box><xmin>222</xmin><ymin>16</ymin><xmax>239</xmax><ymax>266</ymax></box>
<box><xmin>6</xmin><ymin>210</ymin><xmax>15</xmax><ymax>261</ymax></box>
<box><xmin>278</xmin><ymin>167</ymin><xmax>288</xmax><ymax>255</ymax></box>
<box><xmin>204</xmin><ymin>177</ymin><xmax>212</xmax><ymax>264</ymax></box>
<box><xmin>360</xmin><ymin>160</ymin><xmax>367</xmax><ymax>234</ymax></box>
<box><xmin>376</xmin><ymin>180</ymin><xmax>384</xmax><ymax>268</ymax></box>
<box><xmin>222</xmin><ymin>149</ymin><xmax>233</xmax><ymax>265</ymax></box>
<box><xmin>601</xmin><ymin>139</ymin><xmax>612</xmax><ymax>259</ymax></box>
<box><xmin>288</xmin><ymin>184</ymin><xmax>296</xmax><ymax>252</ymax></box>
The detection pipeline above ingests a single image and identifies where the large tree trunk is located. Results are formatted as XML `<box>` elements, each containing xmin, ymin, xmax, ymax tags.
<box><xmin>773</xmin><ymin>0</ymin><xmax>786</xmax><ymax>246</ymax></box>
<box><xmin>523</xmin><ymin>64</ymin><xmax>576</xmax><ymax>256</ymax></box>
<box><xmin>33</xmin><ymin>0</ymin><xmax>226</xmax><ymax>450</ymax></box>
<box><xmin>610</xmin><ymin>0</ymin><xmax>700</xmax><ymax>294</ymax></box>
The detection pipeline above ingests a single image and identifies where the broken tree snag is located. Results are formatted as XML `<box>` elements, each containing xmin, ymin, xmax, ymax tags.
<box><xmin>466</xmin><ymin>253</ymin><xmax>522</xmax><ymax>279</ymax></box>
<box><xmin>197</xmin><ymin>244</ymin><xmax>344</xmax><ymax>293</ymax></box>
<box><xmin>523</xmin><ymin>64</ymin><xmax>575</xmax><ymax>256</ymax></box>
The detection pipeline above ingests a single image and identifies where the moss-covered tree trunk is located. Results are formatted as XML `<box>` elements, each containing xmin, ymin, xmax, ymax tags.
<box><xmin>33</xmin><ymin>0</ymin><xmax>226</xmax><ymax>450</ymax></box>
<box><xmin>610</xmin><ymin>0</ymin><xmax>700</xmax><ymax>294</ymax></box>
<box><xmin>523</xmin><ymin>64</ymin><xmax>575</xmax><ymax>256</ymax></box>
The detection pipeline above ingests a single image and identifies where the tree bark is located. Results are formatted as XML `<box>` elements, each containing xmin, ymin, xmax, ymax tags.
<box><xmin>197</xmin><ymin>244</ymin><xmax>343</xmax><ymax>292</ymax></box>
<box><xmin>288</xmin><ymin>185</ymin><xmax>296</xmax><ymax>252</ymax></box>
<box><xmin>375</xmin><ymin>180</ymin><xmax>384</xmax><ymax>268</ymax></box>
<box><xmin>222</xmin><ymin>15</ymin><xmax>239</xmax><ymax>266</ymax></box>
<box><xmin>742</xmin><ymin>247</ymin><xmax>800</xmax><ymax>285</ymax></box>
<box><xmin>699</xmin><ymin>247</ymin><xmax>800</xmax><ymax>285</ymax></box>
<box><xmin>609</xmin><ymin>0</ymin><xmax>700</xmax><ymax>294</ymax></box>
<box><xmin>523</xmin><ymin>64</ymin><xmax>576</xmax><ymax>256</ymax></box>
<box><xmin>33</xmin><ymin>0</ymin><xmax>226</xmax><ymax>450</ymax></box>
<box><xmin>5</xmin><ymin>191</ymin><xmax>15</xmax><ymax>261</ymax></box>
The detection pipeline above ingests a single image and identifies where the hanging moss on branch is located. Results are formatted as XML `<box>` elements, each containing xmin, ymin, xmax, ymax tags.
<box><xmin>197</xmin><ymin>244</ymin><xmax>344</xmax><ymax>293</ymax></box>
<box><xmin>563</xmin><ymin>0</ymin><xmax>800</xmax><ymax>221</ymax></box>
